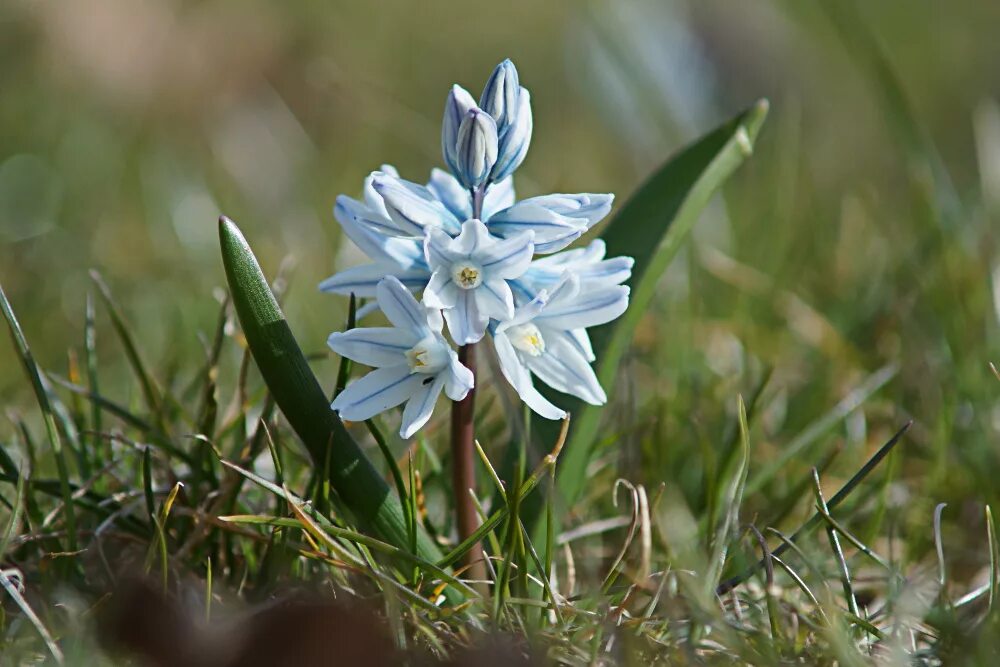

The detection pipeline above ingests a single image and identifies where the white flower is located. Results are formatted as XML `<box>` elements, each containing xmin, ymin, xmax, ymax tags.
<box><xmin>423</xmin><ymin>219</ymin><xmax>534</xmax><ymax>345</ymax></box>
<box><xmin>328</xmin><ymin>277</ymin><xmax>473</xmax><ymax>438</ymax></box>
<box><xmin>493</xmin><ymin>274</ymin><xmax>629</xmax><ymax>418</ymax></box>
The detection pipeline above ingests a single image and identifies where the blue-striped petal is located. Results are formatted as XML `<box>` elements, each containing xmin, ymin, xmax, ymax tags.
<box><xmin>400</xmin><ymin>375</ymin><xmax>447</xmax><ymax>438</ymax></box>
<box><xmin>373</xmin><ymin>173</ymin><xmax>462</xmax><ymax>237</ymax></box>
<box><xmin>427</xmin><ymin>168</ymin><xmax>472</xmax><ymax>220</ymax></box>
<box><xmin>526</xmin><ymin>333</ymin><xmax>606</xmax><ymax>405</ymax></box>
<box><xmin>331</xmin><ymin>364</ymin><xmax>423</xmax><ymax>422</ymax></box>
<box><xmin>478</xmin><ymin>230</ymin><xmax>534</xmax><ymax>279</ymax></box>
<box><xmin>493</xmin><ymin>332</ymin><xmax>566</xmax><ymax>420</ymax></box>
<box><xmin>327</xmin><ymin>327</ymin><xmax>417</xmax><ymax>368</ymax></box>
<box><xmin>535</xmin><ymin>284</ymin><xmax>630</xmax><ymax>331</ymax></box>
<box><xmin>376</xmin><ymin>276</ymin><xmax>431</xmax><ymax>334</ymax></box>
<box><xmin>319</xmin><ymin>264</ymin><xmax>430</xmax><ymax>297</ymax></box>
<box><xmin>443</xmin><ymin>289</ymin><xmax>488</xmax><ymax>345</ymax></box>
<box><xmin>442</xmin><ymin>85</ymin><xmax>477</xmax><ymax>177</ymax></box>
<box><xmin>475</xmin><ymin>279</ymin><xmax>515</xmax><ymax>321</ymax></box>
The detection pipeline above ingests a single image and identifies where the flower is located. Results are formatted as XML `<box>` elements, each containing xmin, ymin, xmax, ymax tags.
<box><xmin>328</xmin><ymin>276</ymin><xmax>473</xmax><ymax>438</ymax></box>
<box><xmin>322</xmin><ymin>58</ymin><xmax>635</xmax><ymax>424</ymax></box>
<box><xmin>423</xmin><ymin>219</ymin><xmax>534</xmax><ymax>344</ymax></box>
<box><xmin>493</xmin><ymin>274</ymin><xmax>630</xmax><ymax>418</ymax></box>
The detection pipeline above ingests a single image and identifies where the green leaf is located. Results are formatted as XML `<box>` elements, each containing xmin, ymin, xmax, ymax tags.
<box><xmin>538</xmin><ymin>100</ymin><xmax>769</xmax><ymax>510</ymax></box>
<box><xmin>216</xmin><ymin>217</ymin><xmax>449</xmax><ymax>575</ymax></box>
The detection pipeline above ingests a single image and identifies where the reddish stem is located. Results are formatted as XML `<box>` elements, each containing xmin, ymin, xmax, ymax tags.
<box><xmin>451</xmin><ymin>343</ymin><xmax>481</xmax><ymax>573</ymax></box>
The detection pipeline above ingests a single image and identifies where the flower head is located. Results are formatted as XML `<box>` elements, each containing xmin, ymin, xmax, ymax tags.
<box><xmin>329</xmin><ymin>277</ymin><xmax>473</xmax><ymax>438</ymax></box>
<box><xmin>323</xmin><ymin>58</ymin><xmax>634</xmax><ymax>426</ymax></box>
<box><xmin>424</xmin><ymin>219</ymin><xmax>534</xmax><ymax>344</ymax></box>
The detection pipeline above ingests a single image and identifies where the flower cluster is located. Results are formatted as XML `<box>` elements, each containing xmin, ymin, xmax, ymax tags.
<box><xmin>322</xmin><ymin>59</ymin><xmax>633</xmax><ymax>437</ymax></box>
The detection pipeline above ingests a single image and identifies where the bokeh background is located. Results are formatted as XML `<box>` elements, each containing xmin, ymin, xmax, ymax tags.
<box><xmin>2</xmin><ymin>0</ymin><xmax>1000</xmax><ymax>557</ymax></box>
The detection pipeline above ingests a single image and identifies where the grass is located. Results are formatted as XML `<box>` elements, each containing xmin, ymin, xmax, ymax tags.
<box><xmin>1</xmin><ymin>202</ymin><xmax>999</xmax><ymax>664</ymax></box>
<box><xmin>3</xmin><ymin>1</ymin><xmax>1000</xmax><ymax>664</ymax></box>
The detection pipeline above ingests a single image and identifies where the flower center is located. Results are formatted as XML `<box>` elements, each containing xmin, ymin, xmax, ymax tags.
<box><xmin>507</xmin><ymin>323</ymin><xmax>545</xmax><ymax>357</ymax></box>
<box><xmin>451</xmin><ymin>261</ymin><xmax>484</xmax><ymax>289</ymax></box>
<box><xmin>405</xmin><ymin>335</ymin><xmax>450</xmax><ymax>374</ymax></box>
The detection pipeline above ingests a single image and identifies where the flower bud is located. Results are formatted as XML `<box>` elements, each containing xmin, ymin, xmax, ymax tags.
<box><xmin>454</xmin><ymin>108</ymin><xmax>498</xmax><ymax>190</ymax></box>
<box><xmin>479</xmin><ymin>60</ymin><xmax>533</xmax><ymax>182</ymax></box>
<box><xmin>490</xmin><ymin>87</ymin><xmax>532</xmax><ymax>182</ymax></box>
<box><xmin>480</xmin><ymin>59</ymin><xmax>521</xmax><ymax>130</ymax></box>
<box><xmin>441</xmin><ymin>85</ymin><xmax>477</xmax><ymax>178</ymax></box>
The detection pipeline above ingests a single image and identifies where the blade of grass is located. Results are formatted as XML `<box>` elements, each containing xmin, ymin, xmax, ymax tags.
<box><xmin>706</xmin><ymin>396</ymin><xmax>751</xmax><ymax>591</ymax></box>
<box><xmin>746</xmin><ymin>363</ymin><xmax>898</xmax><ymax>496</ymax></box>
<box><xmin>717</xmin><ymin>420</ymin><xmax>912</xmax><ymax>594</ymax></box>
<box><xmin>0</xmin><ymin>569</ymin><xmax>64</xmax><ymax>664</ymax></box>
<box><xmin>812</xmin><ymin>468</ymin><xmax>860</xmax><ymax>620</ymax></box>
<box><xmin>90</xmin><ymin>270</ymin><xmax>164</xmax><ymax>426</ymax></box>
<box><xmin>1</xmin><ymin>283</ymin><xmax>79</xmax><ymax>555</ymax></box>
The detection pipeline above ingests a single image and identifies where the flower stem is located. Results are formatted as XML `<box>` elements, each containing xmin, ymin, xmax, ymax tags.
<box><xmin>450</xmin><ymin>185</ymin><xmax>487</xmax><ymax>576</ymax></box>
<box><xmin>451</xmin><ymin>343</ymin><xmax>481</xmax><ymax>572</ymax></box>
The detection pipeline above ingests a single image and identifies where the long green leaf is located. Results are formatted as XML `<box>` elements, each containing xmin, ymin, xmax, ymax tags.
<box><xmin>540</xmin><ymin>100</ymin><xmax>769</xmax><ymax>509</ymax></box>
<box><xmin>216</xmin><ymin>218</ymin><xmax>447</xmax><ymax>571</ymax></box>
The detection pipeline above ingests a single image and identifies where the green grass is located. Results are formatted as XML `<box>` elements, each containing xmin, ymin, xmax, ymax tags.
<box><xmin>3</xmin><ymin>1</ymin><xmax>1000</xmax><ymax>664</ymax></box>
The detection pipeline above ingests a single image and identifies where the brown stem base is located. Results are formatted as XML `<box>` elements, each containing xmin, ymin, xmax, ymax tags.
<box><xmin>451</xmin><ymin>343</ymin><xmax>483</xmax><ymax>579</ymax></box>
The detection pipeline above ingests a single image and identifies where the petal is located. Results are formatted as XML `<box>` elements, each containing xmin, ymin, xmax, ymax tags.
<box><xmin>331</xmin><ymin>365</ymin><xmax>423</xmax><ymax>422</ymax></box>
<box><xmin>400</xmin><ymin>375</ymin><xmax>447</xmax><ymax>438</ymax></box>
<box><xmin>478</xmin><ymin>231</ymin><xmax>534</xmax><ymax>280</ymax></box>
<box><xmin>497</xmin><ymin>287</ymin><xmax>551</xmax><ymax>332</ymax></box>
<box><xmin>521</xmin><ymin>193</ymin><xmax>614</xmax><ymax>227</ymax></box>
<box><xmin>423</xmin><ymin>269</ymin><xmax>458</xmax><ymax>309</ymax></box>
<box><xmin>487</xmin><ymin>202</ymin><xmax>581</xmax><ymax>236</ymax></box>
<box><xmin>455</xmin><ymin>108</ymin><xmax>498</xmax><ymax>189</ymax></box>
<box><xmin>490</xmin><ymin>88</ymin><xmax>532</xmax><ymax>182</ymax></box>
<box><xmin>443</xmin><ymin>289</ymin><xmax>488</xmax><ymax>345</ymax></box>
<box><xmin>444</xmin><ymin>350</ymin><xmax>474</xmax><ymax>401</ymax></box>
<box><xmin>327</xmin><ymin>327</ymin><xmax>418</xmax><ymax>367</ymax></box>
<box><xmin>526</xmin><ymin>334</ymin><xmax>606</xmax><ymax>405</ymax></box>
<box><xmin>427</xmin><ymin>168</ymin><xmax>472</xmax><ymax>220</ymax></box>
<box><xmin>451</xmin><ymin>218</ymin><xmax>493</xmax><ymax>256</ymax></box>
<box><xmin>334</xmin><ymin>195</ymin><xmax>426</xmax><ymax>267</ymax></box>
<box><xmin>442</xmin><ymin>85</ymin><xmax>478</xmax><ymax>175</ymax></box>
<box><xmin>475</xmin><ymin>279</ymin><xmax>515</xmax><ymax>321</ymax></box>
<box><xmin>481</xmin><ymin>176</ymin><xmax>515</xmax><ymax>220</ymax></box>
<box><xmin>424</xmin><ymin>226</ymin><xmax>459</xmax><ymax>270</ymax></box>
<box><xmin>493</xmin><ymin>333</ymin><xmax>566</xmax><ymax>420</ymax></box>
<box><xmin>377</xmin><ymin>276</ymin><xmax>432</xmax><ymax>333</ymax></box>
<box><xmin>373</xmin><ymin>173</ymin><xmax>461</xmax><ymax>236</ymax></box>
<box><xmin>487</xmin><ymin>204</ymin><xmax>582</xmax><ymax>255</ymax></box>
<box><xmin>319</xmin><ymin>264</ymin><xmax>430</xmax><ymax>297</ymax></box>
<box><xmin>536</xmin><ymin>285</ymin><xmax>629</xmax><ymax>330</ymax></box>
<box><xmin>567</xmin><ymin>328</ymin><xmax>595</xmax><ymax>362</ymax></box>
<box><xmin>576</xmin><ymin>256</ymin><xmax>634</xmax><ymax>286</ymax></box>
<box><xmin>532</xmin><ymin>229</ymin><xmax>584</xmax><ymax>255</ymax></box>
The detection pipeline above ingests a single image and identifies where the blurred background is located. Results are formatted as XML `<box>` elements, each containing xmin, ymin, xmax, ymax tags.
<box><xmin>2</xmin><ymin>0</ymin><xmax>1000</xmax><ymax>555</ymax></box>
